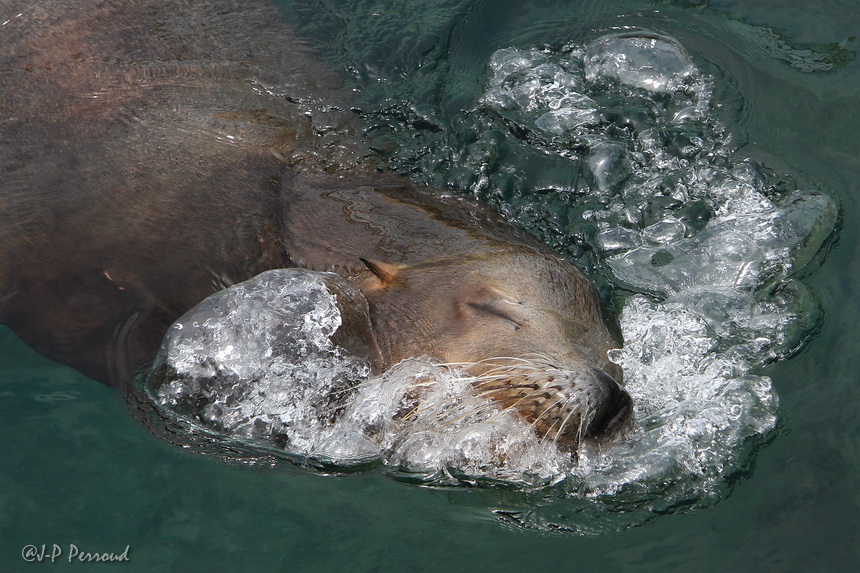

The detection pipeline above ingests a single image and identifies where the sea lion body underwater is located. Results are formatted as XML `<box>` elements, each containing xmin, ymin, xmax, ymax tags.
<box><xmin>0</xmin><ymin>0</ymin><xmax>631</xmax><ymax>449</ymax></box>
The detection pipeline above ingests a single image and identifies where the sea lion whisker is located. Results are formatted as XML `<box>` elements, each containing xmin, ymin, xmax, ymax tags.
<box><xmin>475</xmin><ymin>382</ymin><xmax>561</xmax><ymax>413</ymax></box>
<box><xmin>429</xmin><ymin>381</ymin><xmax>561</xmax><ymax>430</ymax></box>
<box><xmin>441</xmin><ymin>355</ymin><xmax>558</xmax><ymax>373</ymax></box>
<box><xmin>472</xmin><ymin>383</ymin><xmax>541</xmax><ymax>395</ymax></box>
<box><xmin>572</xmin><ymin>407</ymin><xmax>597</xmax><ymax>447</ymax></box>
<box><xmin>312</xmin><ymin>377</ymin><xmax>451</xmax><ymax>419</ymax></box>
<box><xmin>331</xmin><ymin>373</ymin><xmax>443</xmax><ymax>398</ymax></box>
<box><xmin>552</xmin><ymin>397</ymin><xmax>582</xmax><ymax>450</ymax></box>
<box><xmin>538</xmin><ymin>417</ymin><xmax>565</xmax><ymax>450</ymax></box>
<box><xmin>430</xmin><ymin>397</ymin><xmax>515</xmax><ymax>429</ymax></box>
<box><xmin>470</xmin><ymin>366</ymin><xmax>550</xmax><ymax>383</ymax></box>
<box><xmin>524</xmin><ymin>396</ymin><xmax>567</xmax><ymax>437</ymax></box>
<box><xmin>400</xmin><ymin>389</ymin><xmax>483</xmax><ymax>421</ymax></box>
<box><xmin>466</xmin><ymin>374</ymin><xmax>515</xmax><ymax>384</ymax></box>
<box><xmin>397</xmin><ymin>403</ymin><xmax>425</xmax><ymax>422</ymax></box>
<box><xmin>479</xmin><ymin>361</ymin><xmax>549</xmax><ymax>375</ymax></box>
<box><xmin>437</xmin><ymin>357</ymin><xmax>522</xmax><ymax>370</ymax></box>
<box><xmin>394</xmin><ymin>396</ymin><xmax>462</xmax><ymax>424</ymax></box>
<box><xmin>475</xmin><ymin>391</ymin><xmax>538</xmax><ymax>421</ymax></box>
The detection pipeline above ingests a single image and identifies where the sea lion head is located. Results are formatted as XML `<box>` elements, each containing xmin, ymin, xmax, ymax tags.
<box><xmin>356</xmin><ymin>247</ymin><xmax>633</xmax><ymax>451</ymax></box>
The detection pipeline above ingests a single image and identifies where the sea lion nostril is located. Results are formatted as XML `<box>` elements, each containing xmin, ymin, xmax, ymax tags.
<box><xmin>593</xmin><ymin>368</ymin><xmax>621</xmax><ymax>394</ymax></box>
<box><xmin>588</xmin><ymin>368</ymin><xmax>633</xmax><ymax>438</ymax></box>
<box><xmin>603</xmin><ymin>388</ymin><xmax>633</xmax><ymax>434</ymax></box>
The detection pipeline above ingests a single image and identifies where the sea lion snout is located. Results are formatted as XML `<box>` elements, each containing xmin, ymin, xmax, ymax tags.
<box><xmin>463</xmin><ymin>357</ymin><xmax>632</xmax><ymax>451</ymax></box>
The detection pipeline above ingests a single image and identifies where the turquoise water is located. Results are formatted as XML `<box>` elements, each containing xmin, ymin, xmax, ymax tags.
<box><xmin>2</xmin><ymin>0</ymin><xmax>859</xmax><ymax>570</ymax></box>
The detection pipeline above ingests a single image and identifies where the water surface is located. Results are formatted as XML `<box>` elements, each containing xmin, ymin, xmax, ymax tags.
<box><xmin>2</xmin><ymin>0</ymin><xmax>858</xmax><ymax>570</ymax></box>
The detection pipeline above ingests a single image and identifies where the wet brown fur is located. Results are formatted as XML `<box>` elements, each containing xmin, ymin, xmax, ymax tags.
<box><xmin>0</xmin><ymin>0</ymin><xmax>629</xmax><ymax>445</ymax></box>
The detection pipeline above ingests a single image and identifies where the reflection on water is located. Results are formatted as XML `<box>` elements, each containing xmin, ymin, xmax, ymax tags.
<box><xmin>141</xmin><ymin>31</ymin><xmax>836</xmax><ymax>533</ymax></box>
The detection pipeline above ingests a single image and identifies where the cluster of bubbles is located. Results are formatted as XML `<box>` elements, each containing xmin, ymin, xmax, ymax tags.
<box><xmin>147</xmin><ymin>269</ymin><xmax>575</xmax><ymax>488</ymax></box>
<box><xmin>149</xmin><ymin>270</ymin><xmax>372</xmax><ymax>455</ymax></box>
<box><xmin>476</xmin><ymin>32</ymin><xmax>835</xmax><ymax>500</ymax></box>
<box><xmin>145</xmin><ymin>33</ymin><xmax>836</xmax><ymax>530</ymax></box>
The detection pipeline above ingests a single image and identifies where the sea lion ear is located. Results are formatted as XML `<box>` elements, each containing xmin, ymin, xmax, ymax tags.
<box><xmin>360</xmin><ymin>257</ymin><xmax>400</xmax><ymax>286</ymax></box>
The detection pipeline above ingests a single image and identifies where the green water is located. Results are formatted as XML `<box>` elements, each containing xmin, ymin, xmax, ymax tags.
<box><xmin>2</xmin><ymin>0</ymin><xmax>859</xmax><ymax>570</ymax></box>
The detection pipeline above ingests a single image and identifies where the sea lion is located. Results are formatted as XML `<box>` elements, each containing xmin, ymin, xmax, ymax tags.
<box><xmin>0</xmin><ymin>0</ymin><xmax>631</xmax><ymax>449</ymax></box>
